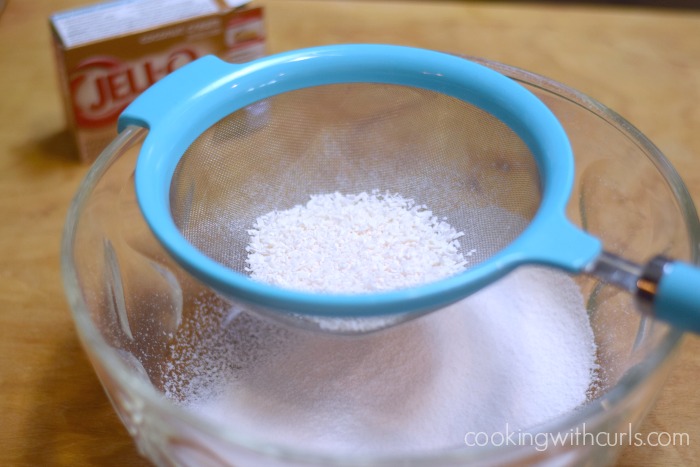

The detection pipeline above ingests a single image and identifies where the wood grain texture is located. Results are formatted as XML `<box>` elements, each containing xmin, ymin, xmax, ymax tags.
<box><xmin>0</xmin><ymin>1</ymin><xmax>698</xmax><ymax>465</ymax></box>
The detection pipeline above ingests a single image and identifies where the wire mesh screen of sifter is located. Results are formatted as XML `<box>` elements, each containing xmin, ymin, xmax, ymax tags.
<box><xmin>169</xmin><ymin>83</ymin><xmax>541</xmax><ymax>284</ymax></box>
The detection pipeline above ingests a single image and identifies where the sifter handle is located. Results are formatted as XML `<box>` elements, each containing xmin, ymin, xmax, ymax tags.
<box><xmin>640</xmin><ymin>257</ymin><xmax>700</xmax><ymax>333</ymax></box>
<box><xmin>589</xmin><ymin>253</ymin><xmax>700</xmax><ymax>333</ymax></box>
<box><xmin>118</xmin><ymin>55</ymin><xmax>237</xmax><ymax>132</ymax></box>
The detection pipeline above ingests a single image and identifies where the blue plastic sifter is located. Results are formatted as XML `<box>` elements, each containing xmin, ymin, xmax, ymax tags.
<box><xmin>117</xmin><ymin>44</ymin><xmax>700</xmax><ymax>334</ymax></box>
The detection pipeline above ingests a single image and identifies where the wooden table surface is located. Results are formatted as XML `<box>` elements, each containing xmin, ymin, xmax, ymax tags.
<box><xmin>1</xmin><ymin>0</ymin><xmax>699</xmax><ymax>465</ymax></box>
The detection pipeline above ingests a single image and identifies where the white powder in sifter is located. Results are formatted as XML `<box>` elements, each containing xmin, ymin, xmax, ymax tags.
<box><xmin>169</xmin><ymin>191</ymin><xmax>598</xmax><ymax>457</ymax></box>
<box><xmin>245</xmin><ymin>191</ymin><xmax>469</xmax><ymax>292</ymax></box>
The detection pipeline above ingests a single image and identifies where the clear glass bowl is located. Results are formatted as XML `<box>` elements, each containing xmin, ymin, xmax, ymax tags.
<box><xmin>61</xmin><ymin>57</ymin><xmax>699</xmax><ymax>466</ymax></box>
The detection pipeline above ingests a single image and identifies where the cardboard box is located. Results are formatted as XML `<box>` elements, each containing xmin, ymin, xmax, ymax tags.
<box><xmin>50</xmin><ymin>0</ymin><xmax>266</xmax><ymax>163</ymax></box>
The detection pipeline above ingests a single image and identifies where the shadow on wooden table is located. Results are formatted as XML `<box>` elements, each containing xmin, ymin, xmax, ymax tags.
<box><xmin>11</xmin><ymin>128</ymin><xmax>84</xmax><ymax>180</ymax></box>
<box><xmin>34</xmin><ymin>129</ymin><xmax>80</xmax><ymax>163</ymax></box>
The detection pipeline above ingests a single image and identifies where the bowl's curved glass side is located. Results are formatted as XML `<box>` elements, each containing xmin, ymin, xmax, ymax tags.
<box><xmin>62</xmin><ymin>125</ymin><xmax>148</xmax><ymax>354</ymax></box>
<box><xmin>530</xmin><ymin>85</ymin><xmax>687</xmax><ymax>383</ymax></box>
<box><xmin>59</xmin><ymin>125</ymin><xmax>354</xmax><ymax>466</ymax></box>
<box><xmin>61</xmin><ymin>126</ymin><xmax>169</xmax><ymax>456</ymax></box>
<box><xmin>504</xmin><ymin>66</ymin><xmax>692</xmax><ymax>465</ymax></box>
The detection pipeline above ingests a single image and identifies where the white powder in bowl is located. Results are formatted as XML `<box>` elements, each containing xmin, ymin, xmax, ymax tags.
<box><xmin>185</xmin><ymin>268</ymin><xmax>597</xmax><ymax>455</ymax></box>
<box><xmin>170</xmin><ymin>191</ymin><xmax>597</xmax><ymax>457</ymax></box>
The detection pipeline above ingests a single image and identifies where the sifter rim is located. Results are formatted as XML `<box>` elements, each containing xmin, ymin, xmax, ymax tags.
<box><xmin>119</xmin><ymin>44</ymin><xmax>602</xmax><ymax>317</ymax></box>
